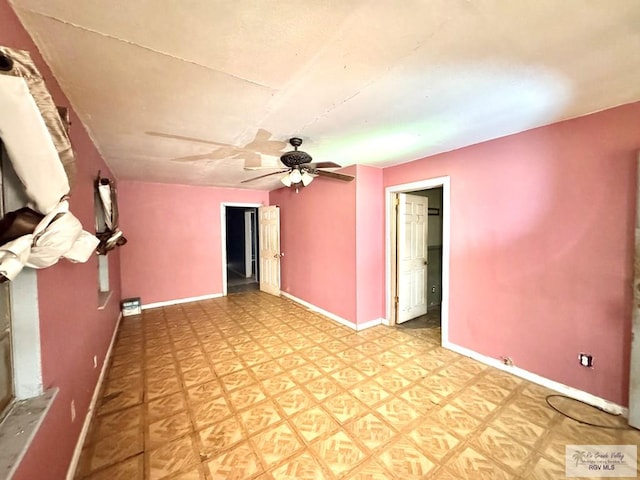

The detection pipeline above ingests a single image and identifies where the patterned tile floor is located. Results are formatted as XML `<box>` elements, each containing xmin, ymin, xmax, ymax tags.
<box><xmin>76</xmin><ymin>292</ymin><xmax>639</xmax><ymax>480</ymax></box>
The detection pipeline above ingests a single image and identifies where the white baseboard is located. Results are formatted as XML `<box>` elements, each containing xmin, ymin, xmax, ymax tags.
<box><xmin>356</xmin><ymin>318</ymin><xmax>384</xmax><ymax>331</ymax></box>
<box><xmin>142</xmin><ymin>293</ymin><xmax>223</xmax><ymax>310</ymax></box>
<box><xmin>281</xmin><ymin>293</ymin><xmax>383</xmax><ymax>332</ymax></box>
<box><xmin>281</xmin><ymin>292</ymin><xmax>358</xmax><ymax>330</ymax></box>
<box><xmin>66</xmin><ymin>313</ymin><xmax>122</xmax><ymax>480</ymax></box>
<box><xmin>443</xmin><ymin>340</ymin><xmax>628</xmax><ymax>417</ymax></box>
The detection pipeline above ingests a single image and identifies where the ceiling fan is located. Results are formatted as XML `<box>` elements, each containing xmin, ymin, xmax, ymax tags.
<box><xmin>242</xmin><ymin>138</ymin><xmax>354</xmax><ymax>189</ymax></box>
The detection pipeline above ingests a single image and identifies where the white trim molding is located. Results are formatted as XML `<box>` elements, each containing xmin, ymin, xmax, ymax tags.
<box><xmin>443</xmin><ymin>339</ymin><xmax>628</xmax><ymax>417</ymax></box>
<box><xmin>357</xmin><ymin>318</ymin><xmax>384</xmax><ymax>331</ymax></box>
<box><xmin>282</xmin><ymin>292</ymin><xmax>381</xmax><ymax>331</ymax></box>
<box><xmin>4</xmin><ymin>148</ymin><xmax>43</xmax><ymax>400</ymax></box>
<box><xmin>282</xmin><ymin>292</ymin><xmax>357</xmax><ymax>330</ymax></box>
<box><xmin>66</xmin><ymin>313</ymin><xmax>122</xmax><ymax>480</ymax></box>
<box><xmin>220</xmin><ymin>202</ymin><xmax>264</xmax><ymax>296</ymax></box>
<box><xmin>142</xmin><ymin>293</ymin><xmax>223</xmax><ymax>310</ymax></box>
<box><xmin>10</xmin><ymin>268</ymin><xmax>42</xmax><ymax>399</ymax></box>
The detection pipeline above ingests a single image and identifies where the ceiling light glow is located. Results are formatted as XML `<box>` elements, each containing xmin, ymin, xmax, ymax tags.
<box><xmin>281</xmin><ymin>173</ymin><xmax>292</xmax><ymax>187</ymax></box>
<box><xmin>300</xmin><ymin>171</ymin><xmax>314</xmax><ymax>186</ymax></box>
<box><xmin>289</xmin><ymin>168</ymin><xmax>302</xmax><ymax>184</ymax></box>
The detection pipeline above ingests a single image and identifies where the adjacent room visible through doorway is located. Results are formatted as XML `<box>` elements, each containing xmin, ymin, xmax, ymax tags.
<box><xmin>386</xmin><ymin>177</ymin><xmax>450</xmax><ymax>346</ymax></box>
<box><xmin>224</xmin><ymin>206</ymin><xmax>259</xmax><ymax>294</ymax></box>
<box><xmin>396</xmin><ymin>187</ymin><xmax>443</xmax><ymax>333</ymax></box>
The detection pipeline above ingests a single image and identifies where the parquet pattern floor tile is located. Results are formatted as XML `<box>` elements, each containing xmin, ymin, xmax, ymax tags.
<box><xmin>76</xmin><ymin>292</ymin><xmax>639</xmax><ymax>479</ymax></box>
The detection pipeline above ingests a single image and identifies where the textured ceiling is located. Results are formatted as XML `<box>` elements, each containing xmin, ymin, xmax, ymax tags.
<box><xmin>9</xmin><ymin>0</ymin><xmax>640</xmax><ymax>190</ymax></box>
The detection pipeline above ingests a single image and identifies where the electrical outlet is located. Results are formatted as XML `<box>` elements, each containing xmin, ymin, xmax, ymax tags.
<box><xmin>70</xmin><ymin>400</ymin><xmax>76</xmax><ymax>422</ymax></box>
<box><xmin>431</xmin><ymin>285</ymin><xmax>436</xmax><ymax>293</ymax></box>
<box><xmin>578</xmin><ymin>353</ymin><xmax>593</xmax><ymax>368</ymax></box>
<box><xmin>93</xmin><ymin>355</ymin><xmax>97</xmax><ymax>368</ymax></box>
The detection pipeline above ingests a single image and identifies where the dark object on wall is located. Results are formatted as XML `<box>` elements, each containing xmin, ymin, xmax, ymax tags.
<box><xmin>0</xmin><ymin>207</ymin><xmax>44</xmax><ymax>283</ymax></box>
<box><xmin>0</xmin><ymin>207</ymin><xmax>44</xmax><ymax>245</ymax></box>
<box><xmin>0</xmin><ymin>52</ymin><xmax>13</xmax><ymax>71</ymax></box>
<box><xmin>56</xmin><ymin>106</ymin><xmax>70</xmax><ymax>135</ymax></box>
<box><xmin>95</xmin><ymin>173</ymin><xmax>127</xmax><ymax>255</ymax></box>
<box><xmin>428</xmin><ymin>207</ymin><xmax>440</xmax><ymax>216</ymax></box>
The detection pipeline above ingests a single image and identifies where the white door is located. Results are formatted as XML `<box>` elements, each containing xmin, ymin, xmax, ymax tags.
<box><xmin>397</xmin><ymin>193</ymin><xmax>428</xmax><ymax>323</ymax></box>
<box><xmin>259</xmin><ymin>206</ymin><xmax>281</xmax><ymax>296</ymax></box>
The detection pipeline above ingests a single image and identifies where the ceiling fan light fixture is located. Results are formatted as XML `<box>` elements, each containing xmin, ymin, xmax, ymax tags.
<box><xmin>280</xmin><ymin>150</ymin><xmax>312</xmax><ymax>166</ymax></box>
<box><xmin>301</xmin><ymin>170</ymin><xmax>314</xmax><ymax>186</ymax></box>
<box><xmin>243</xmin><ymin>137</ymin><xmax>351</xmax><ymax>186</ymax></box>
<box><xmin>289</xmin><ymin>168</ymin><xmax>302</xmax><ymax>184</ymax></box>
<box><xmin>281</xmin><ymin>173</ymin><xmax>292</xmax><ymax>187</ymax></box>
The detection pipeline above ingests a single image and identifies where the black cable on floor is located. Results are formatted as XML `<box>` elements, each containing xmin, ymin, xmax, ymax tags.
<box><xmin>545</xmin><ymin>394</ymin><xmax>630</xmax><ymax>430</ymax></box>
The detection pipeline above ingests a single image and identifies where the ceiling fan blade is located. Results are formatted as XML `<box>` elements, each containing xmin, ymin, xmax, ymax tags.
<box><xmin>308</xmin><ymin>161</ymin><xmax>342</xmax><ymax>169</ymax></box>
<box><xmin>312</xmin><ymin>170</ymin><xmax>355</xmax><ymax>182</ymax></box>
<box><xmin>244</xmin><ymin>165</ymin><xmax>283</xmax><ymax>171</ymax></box>
<box><xmin>244</xmin><ymin>156</ymin><xmax>283</xmax><ymax>170</ymax></box>
<box><xmin>146</xmin><ymin>131</ymin><xmax>230</xmax><ymax>147</ymax></box>
<box><xmin>147</xmin><ymin>130</ymin><xmax>283</xmax><ymax>160</ymax></box>
<box><xmin>241</xmin><ymin>169</ymin><xmax>289</xmax><ymax>183</ymax></box>
<box><xmin>244</xmin><ymin>129</ymin><xmax>288</xmax><ymax>156</ymax></box>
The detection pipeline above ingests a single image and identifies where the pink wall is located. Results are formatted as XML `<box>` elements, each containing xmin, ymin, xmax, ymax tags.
<box><xmin>1</xmin><ymin>2</ymin><xmax>123</xmax><ymax>478</ymax></box>
<box><xmin>384</xmin><ymin>102</ymin><xmax>640</xmax><ymax>405</ymax></box>
<box><xmin>355</xmin><ymin>165</ymin><xmax>385</xmax><ymax>325</ymax></box>
<box><xmin>270</xmin><ymin>165</ymin><xmax>385</xmax><ymax>326</ymax></box>
<box><xmin>270</xmin><ymin>168</ymin><xmax>358</xmax><ymax>323</ymax></box>
<box><xmin>118</xmin><ymin>181</ymin><xmax>268</xmax><ymax>305</ymax></box>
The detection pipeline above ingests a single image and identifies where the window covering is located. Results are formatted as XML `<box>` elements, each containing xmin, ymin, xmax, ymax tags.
<box><xmin>0</xmin><ymin>46</ymin><xmax>98</xmax><ymax>281</ymax></box>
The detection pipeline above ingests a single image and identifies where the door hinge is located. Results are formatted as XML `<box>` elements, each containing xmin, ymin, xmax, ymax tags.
<box><xmin>394</xmin><ymin>196</ymin><xmax>400</xmax><ymax>206</ymax></box>
<box><xmin>394</xmin><ymin>295</ymin><xmax>399</xmax><ymax>305</ymax></box>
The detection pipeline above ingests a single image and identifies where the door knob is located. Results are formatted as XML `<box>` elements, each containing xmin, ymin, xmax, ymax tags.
<box><xmin>274</xmin><ymin>253</ymin><xmax>284</xmax><ymax>258</ymax></box>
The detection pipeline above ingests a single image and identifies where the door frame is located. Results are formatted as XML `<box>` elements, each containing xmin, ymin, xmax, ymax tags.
<box><xmin>385</xmin><ymin>177</ymin><xmax>450</xmax><ymax>344</ymax></box>
<box><xmin>220</xmin><ymin>202</ymin><xmax>263</xmax><ymax>296</ymax></box>
<box><xmin>244</xmin><ymin>210</ymin><xmax>256</xmax><ymax>279</ymax></box>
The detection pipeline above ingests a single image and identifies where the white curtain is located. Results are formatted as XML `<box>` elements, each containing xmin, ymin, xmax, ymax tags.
<box><xmin>0</xmin><ymin>47</ymin><xmax>98</xmax><ymax>281</ymax></box>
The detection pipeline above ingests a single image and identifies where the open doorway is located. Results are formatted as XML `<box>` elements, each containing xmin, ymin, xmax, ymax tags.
<box><xmin>386</xmin><ymin>177</ymin><xmax>450</xmax><ymax>344</ymax></box>
<box><xmin>416</xmin><ymin>188</ymin><xmax>443</xmax><ymax>323</ymax></box>
<box><xmin>224</xmin><ymin>205</ymin><xmax>259</xmax><ymax>294</ymax></box>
